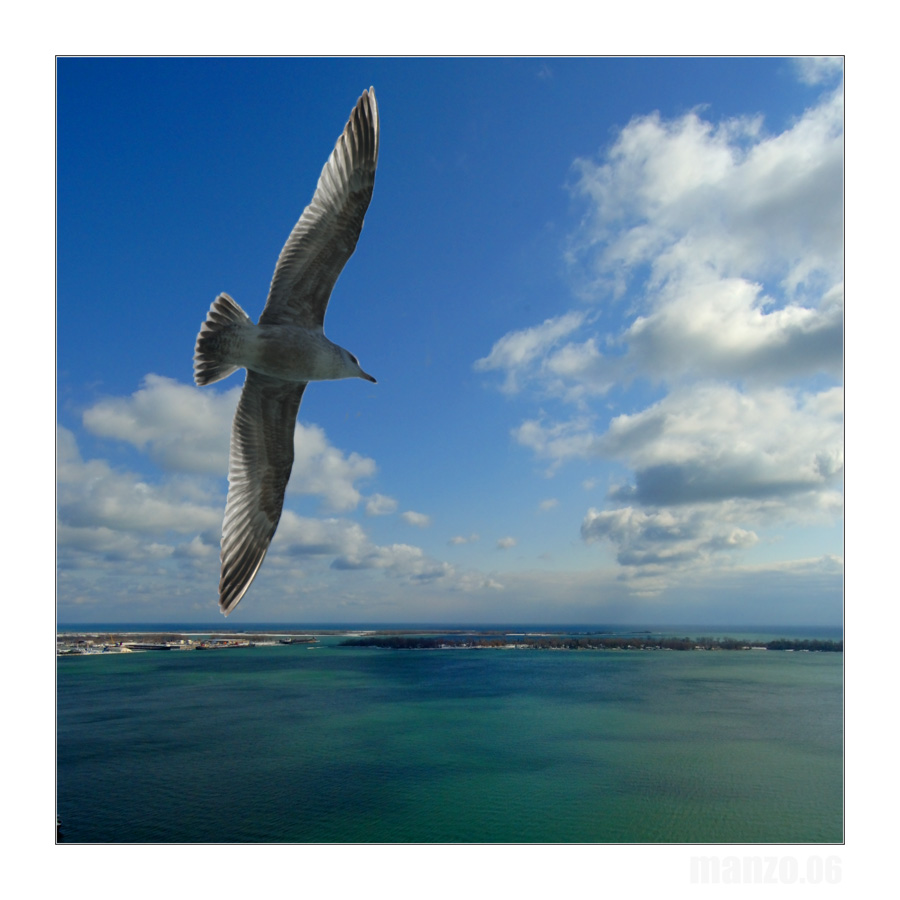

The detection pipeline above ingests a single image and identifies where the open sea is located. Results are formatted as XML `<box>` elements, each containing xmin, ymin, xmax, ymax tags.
<box><xmin>56</xmin><ymin>626</ymin><xmax>843</xmax><ymax>843</ymax></box>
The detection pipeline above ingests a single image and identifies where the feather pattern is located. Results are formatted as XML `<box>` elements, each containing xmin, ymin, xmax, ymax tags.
<box><xmin>259</xmin><ymin>88</ymin><xmax>379</xmax><ymax>330</ymax></box>
<box><xmin>219</xmin><ymin>371</ymin><xmax>306</xmax><ymax>615</ymax></box>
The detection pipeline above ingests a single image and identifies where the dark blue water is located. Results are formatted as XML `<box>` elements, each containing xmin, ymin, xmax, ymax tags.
<box><xmin>57</xmin><ymin>635</ymin><xmax>843</xmax><ymax>843</ymax></box>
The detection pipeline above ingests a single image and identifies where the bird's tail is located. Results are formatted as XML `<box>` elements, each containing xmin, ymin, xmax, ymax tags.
<box><xmin>194</xmin><ymin>293</ymin><xmax>252</xmax><ymax>386</ymax></box>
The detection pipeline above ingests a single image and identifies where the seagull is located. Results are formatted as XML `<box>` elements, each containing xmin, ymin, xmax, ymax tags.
<box><xmin>193</xmin><ymin>87</ymin><xmax>379</xmax><ymax>616</ymax></box>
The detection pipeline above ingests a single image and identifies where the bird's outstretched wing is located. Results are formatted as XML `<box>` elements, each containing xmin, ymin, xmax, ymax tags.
<box><xmin>259</xmin><ymin>87</ymin><xmax>379</xmax><ymax>330</ymax></box>
<box><xmin>219</xmin><ymin>371</ymin><xmax>306</xmax><ymax>615</ymax></box>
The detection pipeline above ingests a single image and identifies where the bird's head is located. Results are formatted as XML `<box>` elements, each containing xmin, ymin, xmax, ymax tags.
<box><xmin>342</xmin><ymin>348</ymin><xmax>376</xmax><ymax>383</ymax></box>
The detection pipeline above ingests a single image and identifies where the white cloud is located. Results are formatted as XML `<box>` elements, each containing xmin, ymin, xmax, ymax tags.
<box><xmin>482</xmin><ymin>82</ymin><xmax>843</xmax><ymax>399</ymax></box>
<box><xmin>57</xmin><ymin>424</ymin><xmax>469</xmax><ymax>609</ymax></box>
<box><xmin>82</xmin><ymin>374</ymin><xmax>376</xmax><ymax>512</ymax></box>
<box><xmin>449</xmin><ymin>533</ymin><xmax>480</xmax><ymax>545</ymax></box>
<box><xmin>542</xmin><ymin>337</ymin><xmax>612</xmax><ymax>397</ymax></box>
<box><xmin>518</xmin><ymin>381</ymin><xmax>842</xmax><ymax>534</ymax></box>
<box><xmin>57</xmin><ymin>426</ymin><xmax>224</xmax><ymax>590</ymax></box>
<box><xmin>57</xmin><ymin>521</ymin><xmax>178</xmax><ymax>565</ymax></box>
<box><xmin>623</xmin><ymin>277</ymin><xmax>843</xmax><ymax>384</ymax></box>
<box><xmin>401</xmin><ymin>510</ymin><xmax>432</xmax><ymax>528</ymax></box>
<box><xmin>270</xmin><ymin>511</ymin><xmax>369</xmax><ymax>559</ymax></box>
<box><xmin>474</xmin><ymin>311</ymin><xmax>586</xmax><ymax>393</ymax></box>
<box><xmin>288</xmin><ymin>422</ymin><xmax>375</xmax><ymax>511</ymax></box>
<box><xmin>581</xmin><ymin>505</ymin><xmax>758</xmax><ymax>571</ymax></box>
<box><xmin>514</xmin><ymin>416</ymin><xmax>599</xmax><ymax>466</ymax></box>
<box><xmin>574</xmin><ymin>382</ymin><xmax>842</xmax><ymax>581</ymax></box>
<box><xmin>793</xmin><ymin>56</ymin><xmax>843</xmax><ymax>86</ymax></box>
<box><xmin>601</xmin><ymin>383</ymin><xmax>844</xmax><ymax>508</ymax></box>
<box><xmin>174</xmin><ymin>535</ymin><xmax>217</xmax><ymax>560</ymax></box>
<box><xmin>480</xmin><ymin>78</ymin><xmax>843</xmax><ymax>592</ymax></box>
<box><xmin>570</xmin><ymin>89</ymin><xmax>843</xmax><ymax>297</ymax></box>
<box><xmin>496</xmin><ymin>536</ymin><xmax>517</xmax><ymax>550</ymax></box>
<box><xmin>332</xmin><ymin>542</ymin><xmax>454</xmax><ymax>583</ymax></box>
<box><xmin>539</xmin><ymin>498</ymin><xmax>559</xmax><ymax>512</ymax></box>
<box><xmin>57</xmin><ymin>426</ymin><xmax>221</xmax><ymax>541</ymax></box>
<box><xmin>365</xmin><ymin>493</ymin><xmax>398</xmax><ymax>516</ymax></box>
<box><xmin>516</xmin><ymin>383</ymin><xmax>844</xmax><ymax>514</ymax></box>
<box><xmin>83</xmin><ymin>374</ymin><xmax>235</xmax><ymax>474</ymax></box>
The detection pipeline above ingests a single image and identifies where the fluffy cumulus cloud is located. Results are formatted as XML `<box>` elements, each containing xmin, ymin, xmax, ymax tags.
<box><xmin>288</xmin><ymin>424</ymin><xmax>375</xmax><ymax>511</ymax></box>
<box><xmin>622</xmin><ymin>277</ymin><xmax>843</xmax><ymax>384</ymax></box>
<box><xmin>601</xmin><ymin>384</ymin><xmax>843</xmax><ymax>510</ymax></box>
<box><xmin>572</xmin><ymin>87</ymin><xmax>843</xmax><ymax>287</ymax></box>
<box><xmin>58</xmin><ymin>399</ymin><xmax>474</xmax><ymax>615</ymax></box>
<box><xmin>270</xmin><ymin>511</ymin><xmax>369</xmax><ymax>559</ymax></box>
<box><xmin>581</xmin><ymin>506</ymin><xmax>758</xmax><ymax>569</ymax></box>
<box><xmin>478</xmin><ymin>80</ymin><xmax>843</xmax><ymax>397</ymax></box>
<box><xmin>478</xmin><ymin>72</ymin><xmax>843</xmax><ymax>593</ymax></box>
<box><xmin>330</xmin><ymin>539</ymin><xmax>455</xmax><ymax>584</ymax></box>
<box><xmin>57</xmin><ymin>426</ymin><xmax>221</xmax><ymax>554</ymax></box>
<box><xmin>83</xmin><ymin>375</ymin><xmax>376</xmax><ymax>511</ymax></box>
<box><xmin>83</xmin><ymin>374</ymin><xmax>236</xmax><ymax>474</ymax></box>
<box><xmin>516</xmin><ymin>385</ymin><xmax>844</xmax><ymax>513</ymax></box>
<box><xmin>57</xmin><ymin>425</ymin><xmax>224</xmax><ymax>614</ymax></box>
<box><xmin>256</xmin><ymin>510</ymin><xmax>459</xmax><ymax>586</ymax></box>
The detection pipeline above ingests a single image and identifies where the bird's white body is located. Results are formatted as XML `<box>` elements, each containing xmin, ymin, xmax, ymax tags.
<box><xmin>249</xmin><ymin>325</ymin><xmax>374</xmax><ymax>382</ymax></box>
<box><xmin>205</xmin><ymin>314</ymin><xmax>374</xmax><ymax>384</ymax></box>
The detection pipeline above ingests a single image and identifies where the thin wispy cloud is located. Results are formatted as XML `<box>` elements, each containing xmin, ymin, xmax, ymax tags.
<box><xmin>401</xmin><ymin>510</ymin><xmax>432</xmax><ymax>528</ymax></box>
<box><xmin>366</xmin><ymin>493</ymin><xmax>398</xmax><ymax>516</ymax></box>
<box><xmin>793</xmin><ymin>56</ymin><xmax>843</xmax><ymax>86</ymax></box>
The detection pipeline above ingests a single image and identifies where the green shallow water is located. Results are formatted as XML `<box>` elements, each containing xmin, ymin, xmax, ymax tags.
<box><xmin>57</xmin><ymin>642</ymin><xmax>843</xmax><ymax>842</ymax></box>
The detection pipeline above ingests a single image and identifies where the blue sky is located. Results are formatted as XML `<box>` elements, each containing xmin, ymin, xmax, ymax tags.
<box><xmin>56</xmin><ymin>57</ymin><xmax>843</xmax><ymax>625</ymax></box>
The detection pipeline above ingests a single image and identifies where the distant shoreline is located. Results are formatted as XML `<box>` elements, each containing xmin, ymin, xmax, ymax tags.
<box><xmin>56</xmin><ymin>629</ymin><xmax>842</xmax><ymax>656</ymax></box>
<box><xmin>56</xmin><ymin>631</ymin><xmax>325</xmax><ymax>655</ymax></box>
<box><xmin>340</xmin><ymin>634</ymin><xmax>843</xmax><ymax>652</ymax></box>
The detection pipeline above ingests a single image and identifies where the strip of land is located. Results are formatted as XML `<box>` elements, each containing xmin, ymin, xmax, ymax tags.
<box><xmin>57</xmin><ymin>630</ymin><xmax>842</xmax><ymax>655</ymax></box>
<box><xmin>339</xmin><ymin>635</ymin><xmax>842</xmax><ymax>652</ymax></box>
<box><xmin>56</xmin><ymin>632</ymin><xmax>319</xmax><ymax>655</ymax></box>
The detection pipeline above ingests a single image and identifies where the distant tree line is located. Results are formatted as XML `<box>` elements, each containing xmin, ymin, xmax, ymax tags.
<box><xmin>763</xmin><ymin>638</ymin><xmax>843</xmax><ymax>652</ymax></box>
<box><xmin>340</xmin><ymin>635</ymin><xmax>842</xmax><ymax>652</ymax></box>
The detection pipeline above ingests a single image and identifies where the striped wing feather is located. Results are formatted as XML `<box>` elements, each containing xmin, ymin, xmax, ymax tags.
<box><xmin>219</xmin><ymin>371</ymin><xmax>307</xmax><ymax>615</ymax></box>
<box><xmin>259</xmin><ymin>88</ymin><xmax>379</xmax><ymax>330</ymax></box>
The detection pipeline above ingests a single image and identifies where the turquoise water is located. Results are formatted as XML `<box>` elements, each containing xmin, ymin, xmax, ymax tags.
<box><xmin>56</xmin><ymin>638</ymin><xmax>843</xmax><ymax>842</ymax></box>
